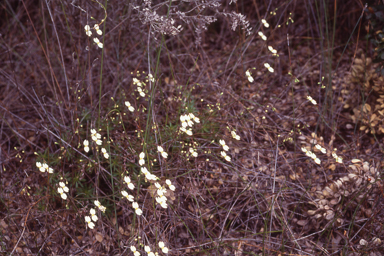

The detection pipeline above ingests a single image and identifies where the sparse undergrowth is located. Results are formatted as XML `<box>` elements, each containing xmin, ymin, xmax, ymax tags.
<box><xmin>1</xmin><ymin>0</ymin><xmax>384</xmax><ymax>256</ymax></box>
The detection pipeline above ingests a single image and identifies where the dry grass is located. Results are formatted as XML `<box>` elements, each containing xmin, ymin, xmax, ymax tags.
<box><xmin>1</xmin><ymin>0</ymin><xmax>383</xmax><ymax>255</ymax></box>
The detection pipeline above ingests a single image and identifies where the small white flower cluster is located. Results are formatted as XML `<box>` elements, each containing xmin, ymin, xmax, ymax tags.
<box><xmin>36</xmin><ymin>162</ymin><xmax>54</xmax><ymax>173</ymax></box>
<box><xmin>261</xmin><ymin>19</ymin><xmax>269</xmax><ymax>28</ymax></box>
<box><xmin>121</xmin><ymin>180</ymin><xmax>141</xmax><ymax>215</ymax></box>
<box><xmin>84</xmin><ymin>129</ymin><xmax>109</xmax><ymax>159</ymax></box>
<box><xmin>83</xmin><ymin>139</ymin><xmax>90</xmax><ymax>152</ymax></box>
<box><xmin>121</xmin><ymin>174</ymin><xmax>138</xmax><ymax>213</ymax></box>
<box><xmin>139</xmin><ymin>151</ymin><xmax>157</xmax><ymax>180</ymax></box>
<box><xmin>268</xmin><ymin>46</ymin><xmax>278</xmax><ymax>56</ymax></box>
<box><xmin>85</xmin><ymin>201</ymin><xmax>106</xmax><ymax>229</ymax></box>
<box><xmin>91</xmin><ymin>129</ymin><xmax>102</xmax><ymax>145</ymax></box>
<box><xmin>219</xmin><ymin>140</ymin><xmax>231</xmax><ymax>161</ymax></box>
<box><xmin>101</xmin><ymin>148</ymin><xmax>109</xmax><ymax>159</ymax></box>
<box><xmin>148</xmin><ymin>73</ymin><xmax>155</xmax><ymax>82</ymax></box>
<box><xmin>141</xmin><ymin>166</ymin><xmax>157</xmax><ymax>181</ymax></box>
<box><xmin>133</xmin><ymin>78</ymin><xmax>146</xmax><ymax>97</ymax></box>
<box><xmin>130</xmin><ymin>246</ymin><xmax>140</xmax><ymax>256</ymax></box>
<box><xmin>85</xmin><ymin>208</ymin><xmax>99</xmax><ymax>229</ymax></box>
<box><xmin>57</xmin><ymin>181</ymin><xmax>69</xmax><ymax>200</ymax></box>
<box><xmin>258</xmin><ymin>31</ymin><xmax>267</xmax><ymax>41</ymax></box>
<box><xmin>307</xmin><ymin>96</ymin><xmax>317</xmax><ymax>105</ymax></box>
<box><xmin>84</xmin><ymin>24</ymin><xmax>103</xmax><ymax>48</ymax></box>
<box><xmin>221</xmin><ymin>151</ymin><xmax>231</xmax><ymax>162</ymax></box>
<box><xmin>124</xmin><ymin>175</ymin><xmax>135</xmax><ymax>190</ymax></box>
<box><xmin>315</xmin><ymin>144</ymin><xmax>326</xmax><ymax>154</ymax></box>
<box><xmin>301</xmin><ymin>147</ymin><xmax>321</xmax><ymax>165</ymax></box>
<box><xmin>121</xmin><ymin>190</ymin><xmax>134</xmax><ymax>202</ymax></box>
<box><xmin>180</xmin><ymin>113</ymin><xmax>200</xmax><ymax>136</ymax></box>
<box><xmin>264</xmin><ymin>63</ymin><xmax>274</xmax><ymax>73</ymax></box>
<box><xmin>132</xmin><ymin>201</ymin><xmax>142</xmax><ymax>215</ymax></box>
<box><xmin>130</xmin><ymin>241</ymin><xmax>169</xmax><ymax>255</ymax></box>
<box><xmin>154</xmin><ymin>180</ymin><xmax>176</xmax><ymax>209</ymax></box>
<box><xmin>219</xmin><ymin>140</ymin><xmax>229</xmax><ymax>151</ymax></box>
<box><xmin>245</xmin><ymin>69</ymin><xmax>254</xmax><ymax>82</ymax></box>
<box><xmin>231</xmin><ymin>131</ymin><xmax>241</xmax><ymax>140</ymax></box>
<box><xmin>125</xmin><ymin>101</ymin><xmax>135</xmax><ymax>112</ymax></box>
<box><xmin>332</xmin><ymin>151</ymin><xmax>343</xmax><ymax>163</ymax></box>
<box><xmin>139</xmin><ymin>152</ymin><xmax>145</xmax><ymax>166</ymax></box>
<box><xmin>157</xmin><ymin>146</ymin><xmax>168</xmax><ymax>159</ymax></box>
<box><xmin>94</xmin><ymin>200</ymin><xmax>106</xmax><ymax>212</ymax></box>
<box><xmin>188</xmin><ymin>147</ymin><xmax>198</xmax><ymax>157</ymax></box>
<box><xmin>159</xmin><ymin>241</ymin><xmax>169</xmax><ymax>253</ymax></box>
<box><xmin>145</xmin><ymin>245</ymin><xmax>155</xmax><ymax>256</ymax></box>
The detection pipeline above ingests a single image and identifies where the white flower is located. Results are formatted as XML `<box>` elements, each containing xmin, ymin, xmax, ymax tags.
<box><xmin>360</xmin><ymin>239</ymin><xmax>368</xmax><ymax>246</ymax></box>
<box><xmin>132</xmin><ymin>202</ymin><xmax>142</xmax><ymax>215</ymax></box>
<box><xmin>57</xmin><ymin>187</ymin><xmax>67</xmax><ymax>200</ymax></box>
<box><xmin>264</xmin><ymin>63</ymin><xmax>274</xmax><ymax>73</ymax></box>
<box><xmin>141</xmin><ymin>167</ymin><xmax>149</xmax><ymax>175</ymax></box>
<box><xmin>157</xmin><ymin>187</ymin><xmax>167</xmax><ymax>196</ymax></box>
<box><xmin>59</xmin><ymin>182</ymin><xmax>69</xmax><ymax>192</ymax></box>
<box><xmin>146</xmin><ymin>172</ymin><xmax>157</xmax><ymax>181</ymax></box>
<box><xmin>124</xmin><ymin>176</ymin><xmax>135</xmax><ymax>190</ymax></box>
<box><xmin>90</xmin><ymin>208</ymin><xmax>98</xmax><ymax>222</ymax></box>
<box><xmin>122</xmin><ymin>190</ymin><xmax>134</xmax><ymax>201</ymax></box>
<box><xmin>84</xmin><ymin>25</ymin><xmax>92</xmax><ymax>37</ymax></box>
<box><xmin>221</xmin><ymin>151</ymin><xmax>231</xmax><ymax>162</ymax></box>
<box><xmin>246</xmin><ymin>70</ymin><xmax>254</xmax><ymax>82</ymax></box>
<box><xmin>219</xmin><ymin>140</ymin><xmax>229</xmax><ymax>151</ymax></box>
<box><xmin>137</xmin><ymin>87</ymin><xmax>145</xmax><ymax>97</ymax></box>
<box><xmin>159</xmin><ymin>241</ymin><xmax>169</xmax><ymax>253</ymax></box>
<box><xmin>258</xmin><ymin>31</ymin><xmax>267</xmax><ymax>40</ymax></box>
<box><xmin>139</xmin><ymin>152</ymin><xmax>145</xmax><ymax>166</ymax></box>
<box><xmin>231</xmin><ymin>131</ymin><xmax>240</xmax><ymax>140</ymax></box>
<box><xmin>91</xmin><ymin>129</ymin><xmax>102</xmax><ymax>145</ymax></box>
<box><xmin>37</xmin><ymin>162</ymin><xmax>53</xmax><ymax>173</ymax></box>
<box><xmin>315</xmin><ymin>144</ymin><xmax>326</xmax><ymax>154</ymax></box>
<box><xmin>101</xmin><ymin>148</ymin><xmax>109</xmax><ymax>159</ymax></box>
<box><xmin>93</xmin><ymin>38</ymin><xmax>103</xmax><ymax>48</ymax></box>
<box><xmin>307</xmin><ymin>96</ymin><xmax>317</xmax><ymax>105</ymax></box>
<box><xmin>261</xmin><ymin>19</ymin><xmax>269</xmax><ymax>28</ymax></box>
<box><xmin>130</xmin><ymin>246</ymin><xmax>140</xmax><ymax>256</ymax></box>
<box><xmin>148</xmin><ymin>73</ymin><xmax>154</xmax><ymax>82</ymax></box>
<box><xmin>189</xmin><ymin>148</ymin><xmax>198</xmax><ymax>157</ymax></box>
<box><xmin>166</xmin><ymin>179</ymin><xmax>175</xmax><ymax>191</ymax></box>
<box><xmin>125</xmin><ymin>101</ymin><xmax>135</xmax><ymax>112</ymax></box>
<box><xmin>268</xmin><ymin>45</ymin><xmax>277</xmax><ymax>55</ymax></box>
<box><xmin>83</xmin><ymin>140</ymin><xmax>90</xmax><ymax>152</ymax></box>
<box><xmin>36</xmin><ymin>162</ymin><xmax>43</xmax><ymax>172</ymax></box>
<box><xmin>94</xmin><ymin>24</ymin><xmax>102</xmax><ymax>35</ymax></box>
<box><xmin>156</xmin><ymin>196</ymin><xmax>168</xmax><ymax>208</ymax></box>
<box><xmin>144</xmin><ymin>246</ymin><xmax>151</xmax><ymax>252</ymax></box>
<box><xmin>157</xmin><ymin>146</ymin><xmax>168</xmax><ymax>158</ymax></box>
<box><xmin>186</xmin><ymin>128</ymin><xmax>193</xmax><ymax>136</ymax></box>
<box><xmin>85</xmin><ymin>216</ymin><xmax>95</xmax><ymax>229</ymax></box>
<box><xmin>94</xmin><ymin>200</ymin><xmax>106</xmax><ymax>212</ymax></box>
<box><xmin>314</xmin><ymin>158</ymin><xmax>321</xmax><ymax>165</ymax></box>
